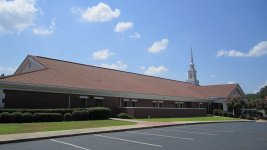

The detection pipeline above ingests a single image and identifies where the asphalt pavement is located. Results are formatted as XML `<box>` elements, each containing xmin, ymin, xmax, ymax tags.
<box><xmin>1</xmin><ymin>122</ymin><xmax>266</xmax><ymax>150</ymax></box>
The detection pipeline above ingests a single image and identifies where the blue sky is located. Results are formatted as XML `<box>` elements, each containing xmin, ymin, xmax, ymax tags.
<box><xmin>0</xmin><ymin>0</ymin><xmax>267</xmax><ymax>94</ymax></box>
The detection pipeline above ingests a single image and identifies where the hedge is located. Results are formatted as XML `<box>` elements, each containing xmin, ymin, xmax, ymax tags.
<box><xmin>0</xmin><ymin>107</ymin><xmax>111</xmax><ymax>123</ymax></box>
<box><xmin>63</xmin><ymin>113</ymin><xmax>72</xmax><ymax>121</ymax></box>
<box><xmin>117</xmin><ymin>113</ymin><xmax>133</xmax><ymax>119</ymax></box>
<box><xmin>0</xmin><ymin>112</ymin><xmax>12</xmax><ymax>123</ymax></box>
<box><xmin>88</xmin><ymin>107</ymin><xmax>111</xmax><ymax>120</ymax></box>
<box><xmin>33</xmin><ymin>113</ymin><xmax>63</xmax><ymax>122</ymax></box>
<box><xmin>12</xmin><ymin>112</ymin><xmax>23</xmax><ymax>123</ymax></box>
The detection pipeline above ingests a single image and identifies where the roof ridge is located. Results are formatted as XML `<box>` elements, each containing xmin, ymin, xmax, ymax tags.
<box><xmin>35</xmin><ymin>55</ymin><xmax>192</xmax><ymax>85</ymax></box>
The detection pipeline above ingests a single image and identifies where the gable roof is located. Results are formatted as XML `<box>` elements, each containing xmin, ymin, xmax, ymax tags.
<box><xmin>0</xmin><ymin>55</ymin><xmax>243</xmax><ymax>100</ymax></box>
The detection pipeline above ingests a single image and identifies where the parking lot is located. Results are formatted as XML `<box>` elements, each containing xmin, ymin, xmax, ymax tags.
<box><xmin>1</xmin><ymin>122</ymin><xmax>267</xmax><ymax>150</ymax></box>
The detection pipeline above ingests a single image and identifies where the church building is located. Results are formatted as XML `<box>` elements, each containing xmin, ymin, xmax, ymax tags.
<box><xmin>0</xmin><ymin>51</ymin><xmax>246</xmax><ymax>118</ymax></box>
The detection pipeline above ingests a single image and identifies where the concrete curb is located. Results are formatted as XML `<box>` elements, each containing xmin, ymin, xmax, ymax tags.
<box><xmin>0</xmin><ymin>120</ymin><xmax>253</xmax><ymax>145</ymax></box>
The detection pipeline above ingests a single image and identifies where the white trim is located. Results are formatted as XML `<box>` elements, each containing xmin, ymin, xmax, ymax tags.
<box><xmin>123</xmin><ymin>99</ymin><xmax>130</xmax><ymax>102</ymax></box>
<box><xmin>80</xmin><ymin>96</ymin><xmax>89</xmax><ymax>99</ymax></box>
<box><xmin>94</xmin><ymin>97</ymin><xmax>104</xmax><ymax>100</ymax></box>
<box><xmin>131</xmin><ymin>99</ymin><xmax>138</xmax><ymax>102</ymax></box>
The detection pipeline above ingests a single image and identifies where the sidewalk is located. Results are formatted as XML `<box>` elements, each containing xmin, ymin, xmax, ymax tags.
<box><xmin>0</xmin><ymin>119</ymin><xmax>253</xmax><ymax>144</ymax></box>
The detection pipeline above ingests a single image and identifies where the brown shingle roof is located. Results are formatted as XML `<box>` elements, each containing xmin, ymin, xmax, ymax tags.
<box><xmin>0</xmin><ymin>55</ymin><xmax>239</xmax><ymax>99</ymax></box>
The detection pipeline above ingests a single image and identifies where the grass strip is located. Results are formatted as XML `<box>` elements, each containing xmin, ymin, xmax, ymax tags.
<box><xmin>138</xmin><ymin>116</ymin><xmax>240</xmax><ymax>122</ymax></box>
<box><xmin>0</xmin><ymin>120</ymin><xmax>136</xmax><ymax>135</ymax></box>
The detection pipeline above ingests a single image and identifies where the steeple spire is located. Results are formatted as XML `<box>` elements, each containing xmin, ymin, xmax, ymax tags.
<box><xmin>187</xmin><ymin>48</ymin><xmax>199</xmax><ymax>86</ymax></box>
<box><xmin>190</xmin><ymin>47</ymin><xmax>194</xmax><ymax>64</ymax></box>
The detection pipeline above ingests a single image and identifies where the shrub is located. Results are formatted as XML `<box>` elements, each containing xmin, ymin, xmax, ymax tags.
<box><xmin>72</xmin><ymin>110</ymin><xmax>82</xmax><ymax>121</ymax></box>
<box><xmin>11</xmin><ymin>112</ymin><xmax>23</xmax><ymax>123</ymax></box>
<box><xmin>212</xmin><ymin>109</ymin><xmax>219</xmax><ymax>116</ymax></box>
<box><xmin>117</xmin><ymin>113</ymin><xmax>133</xmax><ymax>119</ymax></box>
<box><xmin>222</xmin><ymin>111</ymin><xmax>228</xmax><ymax>117</ymax></box>
<box><xmin>245</xmin><ymin>115</ymin><xmax>254</xmax><ymax>120</ymax></box>
<box><xmin>81</xmin><ymin>110</ymin><xmax>89</xmax><ymax>120</ymax></box>
<box><xmin>88</xmin><ymin>107</ymin><xmax>111</xmax><ymax>120</ymax></box>
<box><xmin>239</xmin><ymin>115</ymin><xmax>246</xmax><ymax>119</ymax></box>
<box><xmin>217</xmin><ymin>110</ymin><xmax>223</xmax><ymax>116</ymax></box>
<box><xmin>63</xmin><ymin>113</ymin><xmax>72</xmax><ymax>121</ymax></box>
<box><xmin>227</xmin><ymin>112</ymin><xmax>233</xmax><ymax>117</ymax></box>
<box><xmin>22</xmin><ymin>112</ymin><xmax>33</xmax><ymax>123</ymax></box>
<box><xmin>33</xmin><ymin>113</ymin><xmax>62</xmax><ymax>122</ymax></box>
<box><xmin>0</xmin><ymin>112</ymin><xmax>12</xmax><ymax>123</ymax></box>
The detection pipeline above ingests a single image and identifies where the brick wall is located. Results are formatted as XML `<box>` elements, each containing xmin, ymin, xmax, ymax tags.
<box><xmin>118</xmin><ymin>107</ymin><xmax>206</xmax><ymax>118</ymax></box>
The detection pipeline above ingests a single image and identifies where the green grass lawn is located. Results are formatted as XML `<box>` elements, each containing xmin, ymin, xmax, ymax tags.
<box><xmin>138</xmin><ymin>116</ymin><xmax>240</xmax><ymax>122</ymax></box>
<box><xmin>0</xmin><ymin>120</ymin><xmax>136</xmax><ymax>135</ymax></box>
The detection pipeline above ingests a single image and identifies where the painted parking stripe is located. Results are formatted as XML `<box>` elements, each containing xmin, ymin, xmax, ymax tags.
<box><xmin>50</xmin><ymin>139</ymin><xmax>91</xmax><ymax>150</ymax></box>
<box><xmin>94</xmin><ymin>134</ymin><xmax>163</xmax><ymax>148</ymax></box>
<box><xmin>175</xmin><ymin>127</ymin><xmax>234</xmax><ymax>133</ymax></box>
<box><xmin>127</xmin><ymin>131</ymin><xmax>194</xmax><ymax>141</ymax></box>
<box><xmin>154</xmin><ymin>129</ymin><xmax>217</xmax><ymax>136</ymax></box>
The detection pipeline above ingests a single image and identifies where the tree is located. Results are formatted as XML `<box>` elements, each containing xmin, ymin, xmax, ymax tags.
<box><xmin>0</xmin><ymin>73</ymin><xmax>4</xmax><ymax>77</ymax></box>
<box><xmin>227</xmin><ymin>97</ymin><xmax>247</xmax><ymax>117</ymax></box>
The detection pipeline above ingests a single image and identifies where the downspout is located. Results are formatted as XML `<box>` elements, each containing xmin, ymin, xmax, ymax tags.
<box><xmin>68</xmin><ymin>90</ymin><xmax>72</xmax><ymax>108</ymax></box>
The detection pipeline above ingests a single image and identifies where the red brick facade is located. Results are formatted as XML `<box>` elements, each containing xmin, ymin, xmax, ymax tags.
<box><xmin>3</xmin><ymin>90</ymin><xmax>210</xmax><ymax>117</ymax></box>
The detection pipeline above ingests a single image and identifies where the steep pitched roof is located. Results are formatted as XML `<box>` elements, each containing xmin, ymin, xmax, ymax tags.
<box><xmin>0</xmin><ymin>55</ymin><xmax>242</xmax><ymax>100</ymax></box>
<box><xmin>0</xmin><ymin>55</ymin><xmax>206</xmax><ymax>99</ymax></box>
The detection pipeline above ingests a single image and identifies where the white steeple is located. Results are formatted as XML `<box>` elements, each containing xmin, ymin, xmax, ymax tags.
<box><xmin>187</xmin><ymin>48</ymin><xmax>199</xmax><ymax>85</ymax></box>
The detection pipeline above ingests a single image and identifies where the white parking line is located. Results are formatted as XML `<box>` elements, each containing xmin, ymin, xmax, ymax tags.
<box><xmin>50</xmin><ymin>139</ymin><xmax>91</xmax><ymax>150</ymax></box>
<box><xmin>154</xmin><ymin>129</ymin><xmax>217</xmax><ymax>136</ymax></box>
<box><xmin>127</xmin><ymin>131</ymin><xmax>194</xmax><ymax>140</ymax></box>
<box><xmin>175</xmin><ymin>127</ymin><xmax>234</xmax><ymax>133</ymax></box>
<box><xmin>94</xmin><ymin>134</ymin><xmax>163</xmax><ymax>148</ymax></box>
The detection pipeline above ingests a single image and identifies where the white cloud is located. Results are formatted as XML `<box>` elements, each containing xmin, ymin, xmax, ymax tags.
<box><xmin>129</xmin><ymin>32</ymin><xmax>141</xmax><ymax>39</ymax></box>
<box><xmin>71</xmin><ymin>2</ymin><xmax>120</xmax><ymax>23</ymax></box>
<box><xmin>139</xmin><ymin>66</ymin><xmax>146</xmax><ymax>70</ymax></box>
<box><xmin>33</xmin><ymin>18</ymin><xmax>56</xmax><ymax>36</ymax></box>
<box><xmin>0</xmin><ymin>0</ymin><xmax>38</xmax><ymax>33</ymax></box>
<box><xmin>216</xmin><ymin>41</ymin><xmax>267</xmax><ymax>57</ymax></box>
<box><xmin>227</xmin><ymin>81</ymin><xmax>236</xmax><ymax>84</ymax></box>
<box><xmin>114</xmin><ymin>21</ymin><xmax>133</xmax><ymax>32</ymax></box>
<box><xmin>148</xmin><ymin>38</ymin><xmax>169</xmax><ymax>53</ymax></box>
<box><xmin>92</xmin><ymin>49</ymin><xmax>114</xmax><ymax>60</ymax></box>
<box><xmin>100</xmin><ymin>61</ymin><xmax>127</xmax><ymax>71</ymax></box>
<box><xmin>144</xmin><ymin>66</ymin><xmax>168</xmax><ymax>76</ymax></box>
<box><xmin>253</xmin><ymin>81</ymin><xmax>267</xmax><ymax>94</ymax></box>
<box><xmin>0</xmin><ymin>66</ymin><xmax>16</xmax><ymax>75</ymax></box>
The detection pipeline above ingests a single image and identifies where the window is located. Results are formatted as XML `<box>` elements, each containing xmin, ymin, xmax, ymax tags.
<box><xmin>95</xmin><ymin>99</ymin><xmax>102</xmax><ymax>107</ymax></box>
<box><xmin>158</xmin><ymin>101</ymin><xmax>163</xmax><ymax>108</ymax></box>
<box><xmin>131</xmin><ymin>100</ymin><xmax>138</xmax><ymax>107</ymax></box>
<box><xmin>199</xmin><ymin>103</ymin><xmax>203</xmax><ymax>108</ymax></box>
<box><xmin>152</xmin><ymin>101</ymin><xmax>157</xmax><ymax>107</ymax></box>
<box><xmin>132</xmin><ymin>101</ymin><xmax>136</xmax><ymax>107</ymax></box>
<box><xmin>175</xmin><ymin>102</ymin><xmax>184</xmax><ymax>108</ymax></box>
<box><xmin>123</xmin><ymin>101</ymin><xmax>128</xmax><ymax>107</ymax></box>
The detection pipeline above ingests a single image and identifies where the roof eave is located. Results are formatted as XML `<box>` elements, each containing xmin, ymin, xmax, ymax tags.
<box><xmin>0</xmin><ymin>81</ymin><xmax>209</xmax><ymax>102</ymax></box>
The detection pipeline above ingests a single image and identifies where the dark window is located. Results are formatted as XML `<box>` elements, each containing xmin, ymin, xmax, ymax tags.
<box><xmin>153</xmin><ymin>102</ymin><xmax>157</xmax><ymax>107</ymax></box>
<box><xmin>123</xmin><ymin>101</ymin><xmax>128</xmax><ymax>107</ymax></box>
<box><xmin>132</xmin><ymin>101</ymin><xmax>136</xmax><ymax>107</ymax></box>
<box><xmin>95</xmin><ymin>99</ymin><xmax>102</xmax><ymax>107</ymax></box>
<box><xmin>159</xmin><ymin>103</ymin><xmax>162</xmax><ymax>108</ymax></box>
<box><xmin>80</xmin><ymin>98</ymin><xmax>87</xmax><ymax>108</ymax></box>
